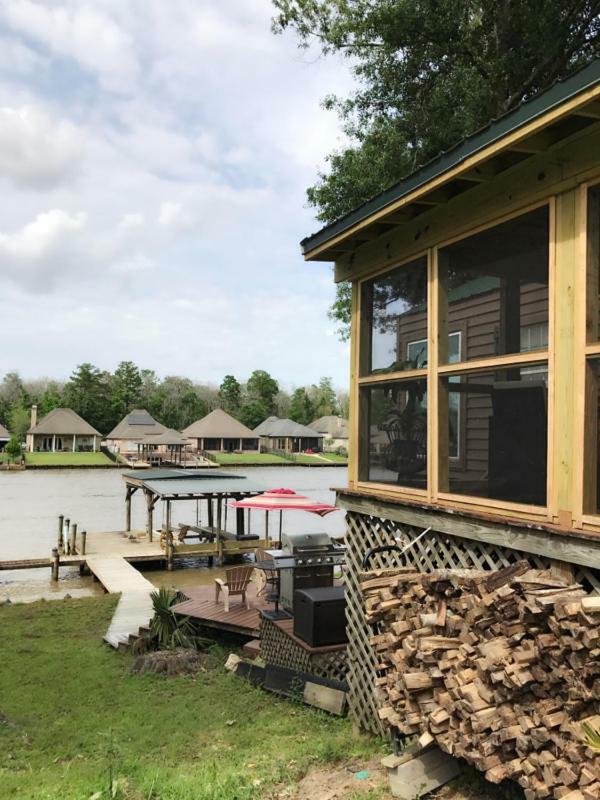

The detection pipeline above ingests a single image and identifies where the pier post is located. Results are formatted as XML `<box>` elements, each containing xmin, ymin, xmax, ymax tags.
<box><xmin>81</xmin><ymin>530</ymin><xmax>87</xmax><ymax>555</ymax></box>
<box><xmin>51</xmin><ymin>547</ymin><xmax>59</xmax><ymax>581</ymax></box>
<box><xmin>145</xmin><ymin>491</ymin><xmax>154</xmax><ymax>542</ymax></box>
<box><xmin>57</xmin><ymin>515</ymin><xmax>64</xmax><ymax>551</ymax></box>
<box><xmin>217</xmin><ymin>498</ymin><xmax>223</xmax><ymax>563</ymax></box>
<box><xmin>125</xmin><ymin>488</ymin><xmax>133</xmax><ymax>532</ymax></box>
<box><xmin>63</xmin><ymin>518</ymin><xmax>70</xmax><ymax>555</ymax></box>
<box><xmin>167</xmin><ymin>530</ymin><xmax>174</xmax><ymax>571</ymax></box>
<box><xmin>70</xmin><ymin>523</ymin><xmax>77</xmax><ymax>555</ymax></box>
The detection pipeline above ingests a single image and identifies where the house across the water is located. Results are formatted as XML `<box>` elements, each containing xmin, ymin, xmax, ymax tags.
<box><xmin>26</xmin><ymin>406</ymin><xmax>101</xmax><ymax>452</ymax></box>
<box><xmin>104</xmin><ymin>409</ymin><xmax>167</xmax><ymax>455</ymax></box>
<box><xmin>308</xmin><ymin>415</ymin><xmax>349</xmax><ymax>451</ymax></box>
<box><xmin>0</xmin><ymin>422</ymin><xmax>9</xmax><ymax>451</ymax></box>
<box><xmin>253</xmin><ymin>416</ymin><xmax>324</xmax><ymax>453</ymax></box>
<box><xmin>183</xmin><ymin>409</ymin><xmax>259</xmax><ymax>453</ymax></box>
<box><xmin>301</xmin><ymin>58</ymin><xmax>600</xmax><ymax>736</ymax></box>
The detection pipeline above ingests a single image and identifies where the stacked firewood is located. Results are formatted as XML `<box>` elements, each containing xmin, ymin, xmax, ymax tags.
<box><xmin>362</xmin><ymin>562</ymin><xmax>600</xmax><ymax>800</ymax></box>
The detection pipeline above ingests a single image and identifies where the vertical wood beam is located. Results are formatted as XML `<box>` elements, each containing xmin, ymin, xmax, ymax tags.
<box><xmin>348</xmin><ymin>281</ymin><xmax>360</xmax><ymax>487</ymax></box>
<box><xmin>552</xmin><ymin>188</ymin><xmax>579</xmax><ymax>525</ymax></box>
<box><xmin>432</xmin><ymin>248</ymin><xmax>449</xmax><ymax>495</ymax></box>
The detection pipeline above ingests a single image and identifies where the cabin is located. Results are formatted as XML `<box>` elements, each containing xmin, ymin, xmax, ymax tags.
<box><xmin>253</xmin><ymin>416</ymin><xmax>324</xmax><ymax>453</ymax></box>
<box><xmin>308</xmin><ymin>415</ymin><xmax>349</xmax><ymax>451</ymax></box>
<box><xmin>26</xmin><ymin>406</ymin><xmax>101</xmax><ymax>452</ymax></box>
<box><xmin>0</xmin><ymin>422</ymin><xmax>9</xmax><ymax>451</ymax></box>
<box><xmin>104</xmin><ymin>409</ymin><xmax>167</xmax><ymax>456</ymax></box>
<box><xmin>183</xmin><ymin>409</ymin><xmax>259</xmax><ymax>453</ymax></box>
<box><xmin>301</xmin><ymin>59</ymin><xmax>600</xmax><ymax>736</ymax></box>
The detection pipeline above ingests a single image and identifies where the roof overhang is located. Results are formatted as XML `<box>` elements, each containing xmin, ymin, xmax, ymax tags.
<box><xmin>302</xmin><ymin>59</ymin><xmax>600</xmax><ymax>262</ymax></box>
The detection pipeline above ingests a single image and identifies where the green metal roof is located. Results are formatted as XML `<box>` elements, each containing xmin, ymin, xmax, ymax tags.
<box><xmin>123</xmin><ymin>469</ymin><xmax>264</xmax><ymax>498</ymax></box>
<box><xmin>301</xmin><ymin>58</ymin><xmax>600</xmax><ymax>256</ymax></box>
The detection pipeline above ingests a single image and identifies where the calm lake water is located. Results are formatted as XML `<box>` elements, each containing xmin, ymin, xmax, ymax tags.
<box><xmin>0</xmin><ymin>466</ymin><xmax>347</xmax><ymax>602</ymax></box>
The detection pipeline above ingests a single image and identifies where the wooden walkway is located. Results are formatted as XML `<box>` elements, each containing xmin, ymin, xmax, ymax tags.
<box><xmin>86</xmin><ymin>556</ymin><xmax>155</xmax><ymax>649</ymax></box>
<box><xmin>172</xmin><ymin>584</ymin><xmax>270</xmax><ymax>637</ymax></box>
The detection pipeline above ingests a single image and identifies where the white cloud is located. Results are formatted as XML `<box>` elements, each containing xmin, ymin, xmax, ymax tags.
<box><xmin>0</xmin><ymin>0</ymin><xmax>354</xmax><ymax>386</ymax></box>
<box><xmin>1</xmin><ymin>1</ymin><xmax>139</xmax><ymax>92</ymax></box>
<box><xmin>0</xmin><ymin>105</ymin><xmax>83</xmax><ymax>189</ymax></box>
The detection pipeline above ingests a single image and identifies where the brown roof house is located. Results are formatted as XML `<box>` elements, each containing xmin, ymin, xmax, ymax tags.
<box><xmin>26</xmin><ymin>406</ymin><xmax>101</xmax><ymax>452</ymax></box>
<box><xmin>0</xmin><ymin>421</ymin><xmax>10</xmax><ymax>451</ymax></box>
<box><xmin>253</xmin><ymin>417</ymin><xmax>324</xmax><ymax>453</ymax></box>
<box><xmin>183</xmin><ymin>409</ymin><xmax>258</xmax><ymax>452</ymax></box>
<box><xmin>104</xmin><ymin>409</ymin><xmax>167</xmax><ymax>454</ymax></box>
<box><xmin>308</xmin><ymin>416</ymin><xmax>349</xmax><ymax>452</ymax></box>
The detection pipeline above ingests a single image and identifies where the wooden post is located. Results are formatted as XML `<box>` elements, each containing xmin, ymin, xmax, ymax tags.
<box><xmin>63</xmin><ymin>518</ymin><xmax>70</xmax><ymax>554</ymax></box>
<box><xmin>81</xmin><ymin>530</ymin><xmax>87</xmax><ymax>555</ymax></box>
<box><xmin>167</xmin><ymin>530</ymin><xmax>174</xmax><ymax>571</ymax></box>
<box><xmin>217</xmin><ymin>497</ymin><xmax>223</xmax><ymax>563</ymax></box>
<box><xmin>125</xmin><ymin>487</ymin><xmax>132</xmax><ymax>532</ymax></box>
<box><xmin>51</xmin><ymin>547</ymin><xmax>59</xmax><ymax>581</ymax></box>
<box><xmin>145</xmin><ymin>491</ymin><xmax>154</xmax><ymax>542</ymax></box>
<box><xmin>70</xmin><ymin>523</ymin><xmax>77</xmax><ymax>555</ymax></box>
<box><xmin>236</xmin><ymin>504</ymin><xmax>244</xmax><ymax>536</ymax></box>
<box><xmin>57</xmin><ymin>514</ymin><xmax>64</xmax><ymax>552</ymax></box>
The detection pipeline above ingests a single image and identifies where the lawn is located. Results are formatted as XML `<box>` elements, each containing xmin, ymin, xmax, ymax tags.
<box><xmin>214</xmin><ymin>453</ymin><xmax>288</xmax><ymax>465</ymax></box>
<box><xmin>24</xmin><ymin>452</ymin><xmax>114</xmax><ymax>466</ymax></box>
<box><xmin>0</xmin><ymin>597</ymin><xmax>382</xmax><ymax>800</ymax></box>
<box><xmin>320</xmin><ymin>453</ymin><xmax>348</xmax><ymax>464</ymax></box>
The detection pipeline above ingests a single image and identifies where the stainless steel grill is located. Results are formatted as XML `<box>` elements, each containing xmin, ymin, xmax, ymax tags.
<box><xmin>268</xmin><ymin>531</ymin><xmax>346</xmax><ymax>611</ymax></box>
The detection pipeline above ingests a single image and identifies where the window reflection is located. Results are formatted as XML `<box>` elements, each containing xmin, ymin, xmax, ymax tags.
<box><xmin>360</xmin><ymin>380</ymin><xmax>427</xmax><ymax>488</ymax></box>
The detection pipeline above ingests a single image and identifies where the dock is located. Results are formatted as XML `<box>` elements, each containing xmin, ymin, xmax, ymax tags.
<box><xmin>87</xmin><ymin>556</ymin><xmax>155</xmax><ymax>649</ymax></box>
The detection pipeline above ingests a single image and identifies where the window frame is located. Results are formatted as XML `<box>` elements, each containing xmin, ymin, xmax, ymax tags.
<box><xmin>353</xmin><ymin>199</ymin><xmax>554</xmax><ymax>519</ymax></box>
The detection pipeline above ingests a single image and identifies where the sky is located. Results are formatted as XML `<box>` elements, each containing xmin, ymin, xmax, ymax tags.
<box><xmin>0</xmin><ymin>0</ymin><xmax>354</xmax><ymax>389</ymax></box>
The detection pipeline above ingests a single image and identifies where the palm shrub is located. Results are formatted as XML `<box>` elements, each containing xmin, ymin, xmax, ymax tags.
<box><xmin>136</xmin><ymin>587</ymin><xmax>208</xmax><ymax>653</ymax></box>
<box><xmin>582</xmin><ymin>721</ymin><xmax>600</xmax><ymax>750</ymax></box>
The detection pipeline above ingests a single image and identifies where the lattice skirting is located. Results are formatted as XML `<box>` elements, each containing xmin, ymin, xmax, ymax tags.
<box><xmin>259</xmin><ymin>618</ymin><xmax>348</xmax><ymax>684</ymax></box>
<box><xmin>343</xmin><ymin>509</ymin><xmax>600</xmax><ymax>737</ymax></box>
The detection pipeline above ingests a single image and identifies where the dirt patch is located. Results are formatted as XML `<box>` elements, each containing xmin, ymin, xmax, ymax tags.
<box><xmin>130</xmin><ymin>648</ymin><xmax>217</xmax><ymax>676</ymax></box>
<box><xmin>267</xmin><ymin>756</ymin><xmax>392</xmax><ymax>799</ymax></box>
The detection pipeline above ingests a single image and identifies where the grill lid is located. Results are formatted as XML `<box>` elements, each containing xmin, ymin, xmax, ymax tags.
<box><xmin>281</xmin><ymin>531</ymin><xmax>333</xmax><ymax>552</ymax></box>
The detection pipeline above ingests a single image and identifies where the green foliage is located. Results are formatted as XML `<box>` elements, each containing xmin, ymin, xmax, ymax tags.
<box><xmin>289</xmin><ymin>387</ymin><xmax>315</xmax><ymax>425</ymax></box>
<box><xmin>111</xmin><ymin>361</ymin><xmax>142</xmax><ymax>421</ymax></box>
<box><xmin>273</xmin><ymin>0</ymin><xmax>600</xmax><ymax>336</ymax></box>
<box><xmin>582</xmin><ymin>721</ymin><xmax>600</xmax><ymax>750</ymax></box>
<box><xmin>64</xmin><ymin>363</ymin><xmax>113</xmax><ymax>434</ymax></box>
<box><xmin>238</xmin><ymin>399</ymin><xmax>270</xmax><ymax>430</ymax></box>
<box><xmin>8</xmin><ymin>405</ymin><xmax>30</xmax><ymax>441</ymax></box>
<box><xmin>311</xmin><ymin>376</ymin><xmax>339</xmax><ymax>418</ymax></box>
<box><xmin>219</xmin><ymin>374</ymin><xmax>242</xmax><ymax>415</ymax></box>
<box><xmin>4</xmin><ymin>435</ymin><xmax>22</xmax><ymax>462</ymax></box>
<box><xmin>246</xmin><ymin>369</ymin><xmax>279</xmax><ymax>414</ymax></box>
<box><xmin>146</xmin><ymin>587</ymin><xmax>207</xmax><ymax>651</ymax></box>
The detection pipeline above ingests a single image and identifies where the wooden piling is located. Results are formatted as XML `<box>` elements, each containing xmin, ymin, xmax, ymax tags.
<box><xmin>167</xmin><ymin>531</ymin><xmax>174</xmax><ymax>571</ymax></box>
<box><xmin>63</xmin><ymin>518</ymin><xmax>70</xmax><ymax>555</ymax></box>
<box><xmin>70</xmin><ymin>523</ymin><xmax>77</xmax><ymax>555</ymax></box>
<box><xmin>57</xmin><ymin>515</ymin><xmax>64</xmax><ymax>551</ymax></box>
<box><xmin>51</xmin><ymin>547</ymin><xmax>59</xmax><ymax>581</ymax></box>
<box><xmin>81</xmin><ymin>530</ymin><xmax>87</xmax><ymax>555</ymax></box>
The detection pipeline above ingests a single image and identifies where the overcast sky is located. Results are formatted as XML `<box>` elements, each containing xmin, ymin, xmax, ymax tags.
<box><xmin>0</xmin><ymin>0</ymin><xmax>354</xmax><ymax>389</ymax></box>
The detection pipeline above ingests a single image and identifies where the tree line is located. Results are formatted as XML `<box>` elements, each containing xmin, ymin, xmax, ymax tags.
<box><xmin>0</xmin><ymin>363</ymin><xmax>349</xmax><ymax>440</ymax></box>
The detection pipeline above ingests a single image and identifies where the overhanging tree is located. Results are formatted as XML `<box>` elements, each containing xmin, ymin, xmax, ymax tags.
<box><xmin>273</xmin><ymin>0</ymin><xmax>600</xmax><ymax>337</ymax></box>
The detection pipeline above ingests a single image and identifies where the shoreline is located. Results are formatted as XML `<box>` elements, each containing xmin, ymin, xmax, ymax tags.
<box><xmin>1</xmin><ymin>460</ymin><xmax>348</xmax><ymax>471</ymax></box>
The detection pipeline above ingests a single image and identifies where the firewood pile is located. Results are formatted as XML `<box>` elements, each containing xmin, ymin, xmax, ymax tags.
<box><xmin>362</xmin><ymin>562</ymin><xmax>600</xmax><ymax>800</ymax></box>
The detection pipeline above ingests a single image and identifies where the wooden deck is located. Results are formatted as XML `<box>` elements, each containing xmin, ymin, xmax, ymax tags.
<box><xmin>86</xmin><ymin>556</ymin><xmax>155</xmax><ymax>649</ymax></box>
<box><xmin>172</xmin><ymin>583</ymin><xmax>271</xmax><ymax>637</ymax></box>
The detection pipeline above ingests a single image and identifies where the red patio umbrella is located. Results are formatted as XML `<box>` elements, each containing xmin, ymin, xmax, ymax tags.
<box><xmin>229</xmin><ymin>488</ymin><xmax>339</xmax><ymax>542</ymax></box>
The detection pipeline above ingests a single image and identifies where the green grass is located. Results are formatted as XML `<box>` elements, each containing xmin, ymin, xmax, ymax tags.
<box><xmin>24</xmin><ymin>452</ymin><xmax>113</xmax><ymax>466</ymax></box>
<box><xmin>319</xmin><ymin>453</ymin><xmax>349</xmax><ymax>464</ymax></box>
<box><xmin>0</xmin><ymin>597</ymin><xmax>381</xmax><ymax>799</ymax></box>
<box><xmin>214</xmin><ymin>453</ymin><xmax>288</xmax><ymax>465</ymax></box>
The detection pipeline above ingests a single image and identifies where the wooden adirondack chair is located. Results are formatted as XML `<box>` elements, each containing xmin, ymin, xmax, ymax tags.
<box><xmin>214</xmin><ymin>565</ymin><xmax>254</xmax><ymax>612</ymax></box>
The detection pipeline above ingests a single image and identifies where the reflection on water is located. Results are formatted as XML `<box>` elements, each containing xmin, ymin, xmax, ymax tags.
<box><xmin>0</xmin><ymin>466</ymin><xmax>347</xmax><ymax>603</ymax></box>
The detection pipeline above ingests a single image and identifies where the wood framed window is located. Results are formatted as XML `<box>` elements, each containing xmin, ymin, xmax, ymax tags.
<box><xmin>355</xmin><ymin>204</ymin><xmax>553</xmax><ymax>515</ymax></box>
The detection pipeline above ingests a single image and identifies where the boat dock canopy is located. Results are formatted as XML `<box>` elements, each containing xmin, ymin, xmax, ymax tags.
<box><xmin>123</xmin><ymin>469</ymin><xmax>265</xmax><ymax>499</ymax></box>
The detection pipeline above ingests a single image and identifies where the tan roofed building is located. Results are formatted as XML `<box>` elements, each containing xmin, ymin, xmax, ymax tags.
<box><xmin>26</xmin><ymin>406</ymin><xmax>101</xmax><ymax>452</ymax></box>
<box><xmin>183</xmin><ymin>409</ymin><xmax>258</xmax><ymax>453</ymax></box>
<box><xmin>104</xmin><ymin>409</ymin><xmax>168</xmax><ymax>454</ymax></box>
<box><xmin>253</xmin><ymin>417</ymin><xmax>324</xmax><ymax>453</ymax></box>
<box><xmin>0</xmin><ymin>421</ymin><xmax>9</xmax><ymax>451</ymax></box>
<box><xmin>308</xmin><ymin>416</ymin><xmax>349</xmax><ymax>451</ymax></box>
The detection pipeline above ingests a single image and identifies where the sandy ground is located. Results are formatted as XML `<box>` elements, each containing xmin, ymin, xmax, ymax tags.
<box><xmin>266</xmin><ymin>757</ymin><xmax>512</xmax><ymax>800</ymax></box>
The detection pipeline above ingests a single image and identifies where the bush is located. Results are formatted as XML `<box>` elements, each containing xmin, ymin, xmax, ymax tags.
<box><xmin>335</xmin><ymin>446</ymin><xmax>348</xmax><ymax>457</ymax></box>
<box><xmin>4</xmin><ymin>436</ymin><xmax>22</xmax><ymax>463</ymax></box>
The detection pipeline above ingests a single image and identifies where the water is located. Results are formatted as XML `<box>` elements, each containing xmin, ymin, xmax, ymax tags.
<box><xmin>0</xmin><ymin>466</ymin><xmax>347</xmax><ymax>602</ymax></box>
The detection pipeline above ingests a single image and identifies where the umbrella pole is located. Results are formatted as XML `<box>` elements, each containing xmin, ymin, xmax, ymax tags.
<box><xmin>265</xmin><ymin>510</ymin><xmax>269</xmax><ymax>548</ymax></box>
<box><xmin>279</xmin><ymin>510</ymin><xmax>283</xmax><ymax>545</ymax></box>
